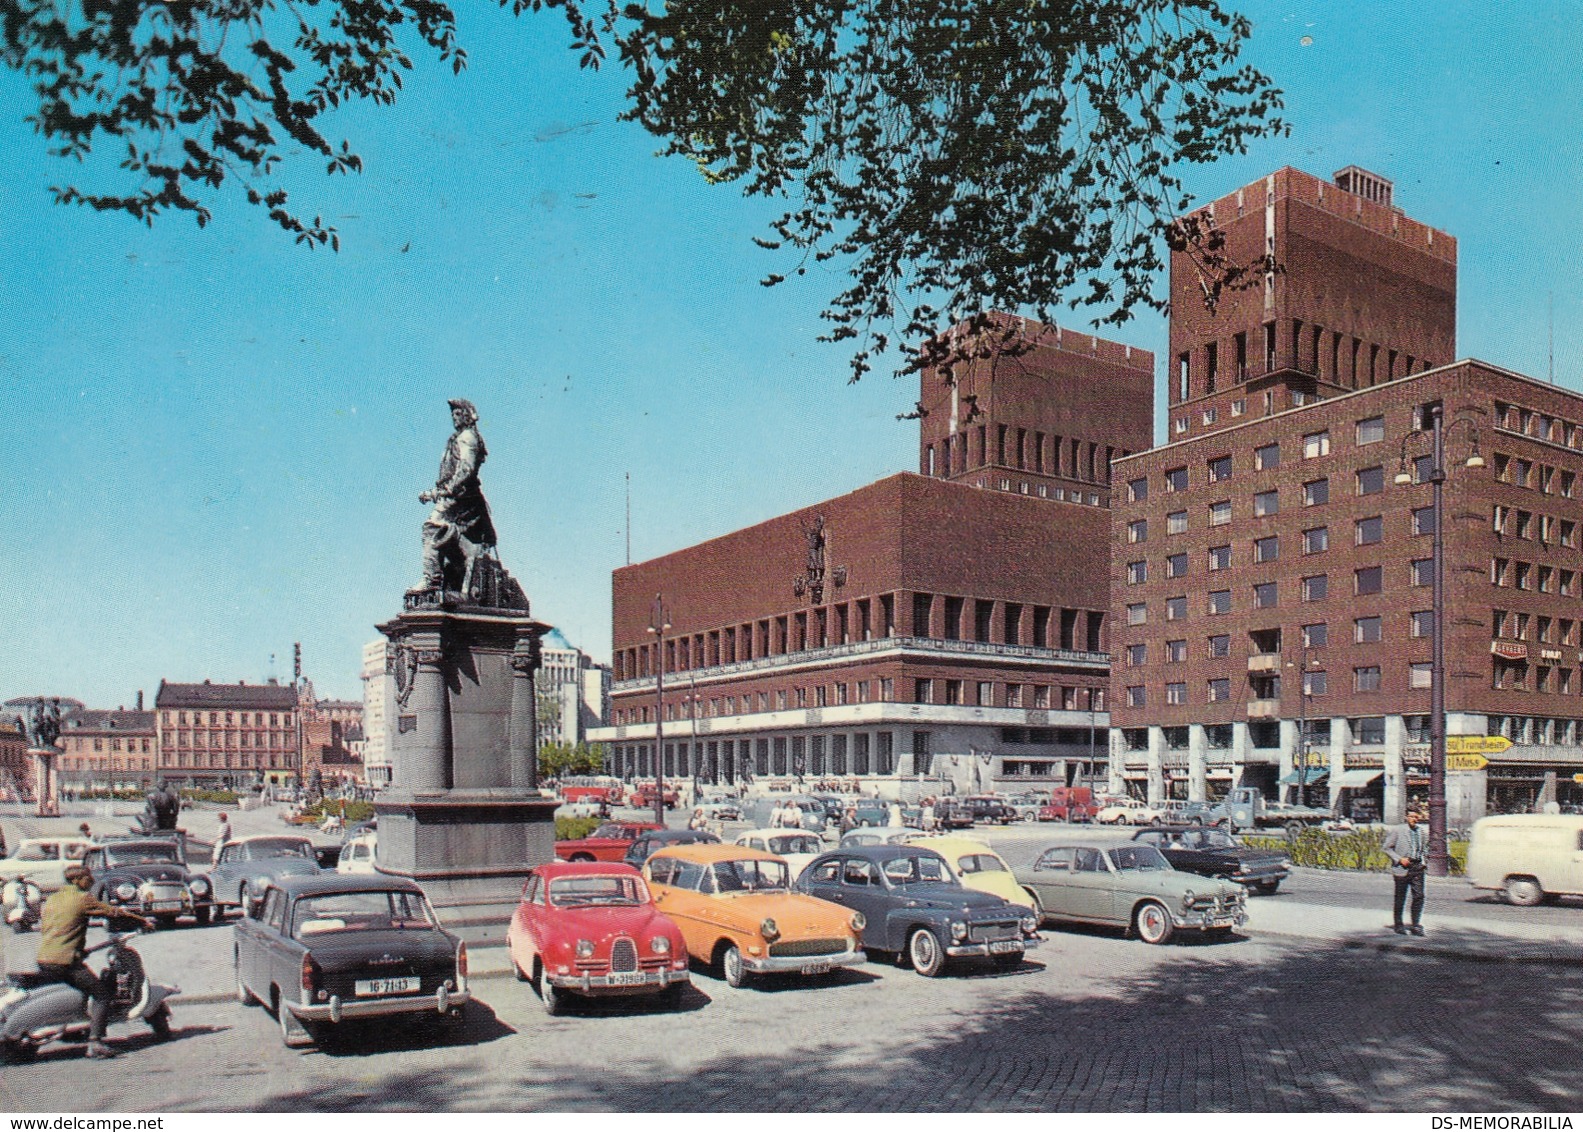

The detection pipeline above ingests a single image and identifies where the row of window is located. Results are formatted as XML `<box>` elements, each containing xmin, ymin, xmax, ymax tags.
<box><xmin>1121</xmin><ymin>716</ymin><xmax>1421</xmax><ymax>750</ymax></box>
<box><xmin>1490</xmin><ymin>452</ymin><xmax>1577</xmax><ymax>495</ymax></box>
<box><xmin>1124</xmin><ymin>615</ymin><xmax>1438</xmax><ymax>669</ymax></box>
<box><xmin>1493</xmin><ymin>401</ymin><xmax>1583</xmax><ymax>449</ymax></box>
<box><xmin>160</xmin><ymin>710</ymin><xmax>292</xmax><ymax>727</ymax></box>
<box><xmin>1127</xmin><ymin>515</ymin><xmax>1436</xmax><ymax>583</ymax></box>
<box><xmin>925</xmin><ymin>424</ymin><xmax>1120</xmax><ymax>483</ymax></box>
<box><xmin>1493</xmin><ymin>504</ymin><xmax>1579</xmax><ymax>545</ymax></box>
<box><xmin>166</xmin><ymin>730</ymin><xmax>291</xmax><ymax>748</ymax></box>
<box><xmin>1124</xmin><ymin>564</ymin><xmax>1424</xmax><ymax>626</ymax></box>
<box><xmin>914</xmin><ymin>679</ymin><xmax>1103</xmax><ymax>711</ymax></box>
<box><xmin>1491</xmin><ymin>558</ymin><xmax>1581</xmax><ymax>597</ymax></box>
<box><xmin>609</xmin><ymin>732</ymin><xmax>897</xmax><ymax>777</ymax></box>
<box><xmin>69</xmin><ymin>737</ymin><xmax>153</xmax><ymax>753</ymax></box>
<box><xmin>1493</xmin><ymin>610</ymin><xmax>1581</xmax><ymax>646</ymax></box>
<box><xmin>1124</xmin><ymin>661</ymin><xmax>1438</xmax><ymax>707</ymax></box>
<box><xmin>167</xmin><ymin>751</ymin><xmax>291</xmax><ymax>769</ymax></box>
<box><xmin>1177</xmin><ymin>322</ymin><xmax>1430</xmax><ymax>404</ymax></box>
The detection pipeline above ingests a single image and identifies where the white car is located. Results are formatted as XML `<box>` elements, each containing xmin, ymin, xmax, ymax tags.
<box><xmin>0</xmin><ymin>838</ymin><xmax>95</xmax><ymax>891</ymax></box>
<box><xmin>732</xmin><ymin>829</ymin><xmax>824</xmax><ymax>879</ymax></box>
<box><xmin>1096</xmin><ymin>800</ymin><xmax>1164</xmax><ymax>826</ymax></box>
<box><xmin>336</xmin><ymin>832</ymin><xmax>379</xmax><ymax>875</ymax></box>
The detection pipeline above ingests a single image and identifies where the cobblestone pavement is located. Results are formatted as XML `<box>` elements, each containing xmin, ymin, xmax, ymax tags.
<box><xmin>3</xmin><ymin>924</ymin><xmax>1581</xmax><ymax>1112</ymax></box>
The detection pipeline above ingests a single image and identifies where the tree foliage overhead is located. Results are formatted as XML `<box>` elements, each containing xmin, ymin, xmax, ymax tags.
<box><xmin>2</xmin><ymin>0</ymin><xmax>1283</xmax><ymax>375</ymax></box>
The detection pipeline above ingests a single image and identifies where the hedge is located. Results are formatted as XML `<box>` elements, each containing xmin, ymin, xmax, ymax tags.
<box><xmin>1244</xmin><ymin>827</ymin><xmax>1467</xmax><ymax>876</ymax></box>
<box><xmin>555</xmin><ymin>816</ymin><xmax>603</xmax><ymax>842</ymax></box>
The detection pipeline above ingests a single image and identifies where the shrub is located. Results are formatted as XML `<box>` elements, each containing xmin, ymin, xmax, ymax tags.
<box><xmin>179</xmin><ymin>788</ymin><xmax>240</xmax><ymax>805</ymax></box>
<box><xmin>556</xmin><ymin>816</ymin><xmax>603</xmax><ymax>842</ymax></box>
<box><xmin>1246</xmin><ymin>828</ymin><xmax>1466</xmax><ymax>876</ymax></box>
<box><xmin>300</xmin><ymin>798</ymin><xmax>376</xmax><ymax>824</ymax></box>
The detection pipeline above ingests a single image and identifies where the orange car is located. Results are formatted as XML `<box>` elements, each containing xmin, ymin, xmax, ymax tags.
<box><xmin>643</xmin><ymin>843</ymin><xmax>865</xmax><ymax>988</ymax></box>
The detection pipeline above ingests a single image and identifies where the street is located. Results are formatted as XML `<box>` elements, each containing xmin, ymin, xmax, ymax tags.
<box><xmin>0</xmin><ymin>804</ymin><xmax>1579</xmax><ymax>1112</ymax></box>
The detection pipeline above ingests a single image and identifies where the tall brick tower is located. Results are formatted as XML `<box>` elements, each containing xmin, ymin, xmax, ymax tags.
<box><xmin>1167</xmin><ymin>166</ymin><xmax>1457</xmax><ymax>440</ymax></box>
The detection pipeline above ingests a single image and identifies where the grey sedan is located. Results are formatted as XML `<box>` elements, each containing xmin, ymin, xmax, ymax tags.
<box><xmin>209</xmin><ymin>835</ymin><xmax>323</xmax><ymax>914</ymax></box>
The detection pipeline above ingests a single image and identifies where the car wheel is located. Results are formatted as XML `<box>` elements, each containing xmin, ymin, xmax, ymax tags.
<box><xmin>236</xmin><ymin>959</ymin><xmax>257</xmax><ymax>1006</ymax></box>
<box><xmin>1254</xmin><ymin>880</ymin><xmax>1280</xmax><ymax>896</ymax></box>
<box><xmin>1134</xmin><ymin>900</ymin><xmax>1175</xmax><ymax>946</ymax></box>
<box><xmin>194</xmin><ymin>905</ymin><xmax>213</xmax><ymax>927</ymax></box>
<box><xmin>511</xmin><ymin>954</ymin><xmax>529</xmax><ymax>982</ymax></box>
<box><xmin>275</xmin><ymin>994</ymin><xmax>314</xmax><ymax>1049</ymax></box>
<box><xmin>541</xmin><ymin>978</ymin><xmax>564</xmax><ymax>1016</ymax></box>
<box><xmin>720</xmin><ymin>944</ymin><xmax>748</xmax><ymax>988</ymax></box>
<box><xmin>992</xmin><ymin>951</ymin><xmax>1022</xmax><ymax>971</ymax></box>
<box><xmin>156</xmin><ymin>914</ymin><xmax>179</xmax><ymax>930</ymax></box>
<box><xmin>1504</xmin><ymin>876</ymin><xmax>1544</xmax><ymax>907</ymax></box>
<box><xmin>1</xmin><ymin>1038</ymin><xmax>37</xmax><ymax>1064</ymax></box>
<box><xmin>1150</xmin><ymin>816</ymin><xmax>1162</xmax><ymax>826</ymax></box>
<box><xmin>147</xmin><ymin>1004</ymin><xmax>173</xmax><ymax>1040</ymax></box>
<box><xmin>908</xmin><ymin>928</ymin><xmax>945</xmax><ymax>977</ymax></box>
<box><xmin>659</xmin><ymin>982</ymin><xmax>687</xmax><ymax>1008</ymax></box>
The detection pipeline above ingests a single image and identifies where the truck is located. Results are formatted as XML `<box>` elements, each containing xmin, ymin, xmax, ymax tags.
<box><xmin>1224</xmin><ymin>787</ymin><xmax>1332</xmax><ymax>835</ymax></box>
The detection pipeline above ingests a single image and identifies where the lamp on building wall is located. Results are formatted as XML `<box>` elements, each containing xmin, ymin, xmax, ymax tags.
<box><xmin>647</xmin><ymin>594</ymin><xmax>672</xmax><ymax>826</ymax></box>
<box><xmin>1394</xmin><ymin>403</ymin><xmax>1485</xmax><ymax>877</ymax></box>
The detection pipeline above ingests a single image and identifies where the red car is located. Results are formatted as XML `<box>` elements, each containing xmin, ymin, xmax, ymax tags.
<box><xmin>505</xmin><ymin>861</ymin><xmax>690</xmax><ymax>1015</ymax></box>
<box><xmin>555</xmin><ymin>821</ymin><xmax>663</xmax><ymax>863</ymax></box>
<box><xmin>631</xmin><ymin>782</ymin><xmax>679</xmax><ymax>810</ymax></box>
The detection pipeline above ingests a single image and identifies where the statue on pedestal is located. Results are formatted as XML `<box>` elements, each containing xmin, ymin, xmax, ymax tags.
<box><xmin>418</xmin><ymin>398</ymin><xmax>499</xmax><ymax>596</ymax></box>
<box><xmin>21</xmin><ymin>697</ymin><xmax>62</xmax><ymax>750</ymax></box>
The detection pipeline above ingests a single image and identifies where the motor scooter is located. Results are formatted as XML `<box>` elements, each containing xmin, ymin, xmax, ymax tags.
<box><xmin>1</xmin><ymin>875</ymin><xmax>43</xmax><ymax>933</ymax></box>
<box><xmin>0</xmin><ymin>929</ymin><xmax>179</xmax><ymax>1061</ymax></box>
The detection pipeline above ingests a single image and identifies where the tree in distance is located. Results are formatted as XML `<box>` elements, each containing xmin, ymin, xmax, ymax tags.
<box><xmin>1</xmin><ymin>0</ymin><xmax>1284</xmax><ymax>378</ymax></box>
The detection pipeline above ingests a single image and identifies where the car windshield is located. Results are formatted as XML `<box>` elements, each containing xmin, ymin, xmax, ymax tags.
<box><xmin>766</xmin><ymin>835</ymin><xmax>820</xmax><ymax>855</ymax></box>
<box><xmin>710</xmin><ymin>858</ymin><xmax>790</xmax><ymax>893</ymax></box>
<box><xmin>957</xmin><ymin>852</ymin><xmax>1008</xmax><ymax>875</ymax></box>
<box><xmin>250</xmin><ymin>839</ymin><xmax>315</xmax><ymax>860</ymax></box>
<box><xmin>882</xmin><ymin>854</ymin><xmax>954</xmax><ymax>887</ymax></box>
<box><xmin>1108</xmin><ymin>846</ymin><xmax>1172</xmax><ymax>872</ymax></box>
<box><xmin>291</xmin><ymin>890</ymin><xmax>437</xmax><ymax>937</ymax></box>
<box><xmin>104</xmin><ymin>845</ymin><xmax>180</xmax><ymax>867</ymax></box>
<box><xmin>1197</xmin><ymin>830</ymin><xmax>1238</xmax><ymax>850</ymax></box>
<box><xmin>548</xmin><ymin>874</ymin><xmax>649</xmax><ymax>907</ymax></box>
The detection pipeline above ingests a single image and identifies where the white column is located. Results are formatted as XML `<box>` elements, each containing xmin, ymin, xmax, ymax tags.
<box><xmin>1146</xmin><ymin>726</ymin><xmax>1165</xmax><ymax>804</ymax></box>
<box><xmin>1187</xmin><ymin>724</ymin><xmax>1208</xmax><ymax>801</ymax></box>
<box><xmin>1327</xmin><ymin>717</ymin><xmax>1350</xmax><ymax>812</ymax></box>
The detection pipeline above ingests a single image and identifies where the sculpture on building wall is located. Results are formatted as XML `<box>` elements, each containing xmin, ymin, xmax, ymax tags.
<box><xmin>419</xmin><ymin>398</ymin><xmax>499</xmax><ymax>595</ymax></box>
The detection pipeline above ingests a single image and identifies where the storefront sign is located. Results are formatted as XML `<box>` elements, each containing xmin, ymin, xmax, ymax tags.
<box><xmin>1344</xmin><ymin>756</ymin><xmax>1384</xmax><ymax>769</ymax></box>
<box><xmin>1447</xmin><ymin>735</ymin><xmax>1513</xmax><ymax>754</ymax></box>
<box><xmin>1491</xmin><ymin>640</ymin><xmax>1529</xmax><ymax>660</ymax></box>
<box><xmin>1446</xmin><ymin>753</ymin><xmax>1489</xmax><ymax>771</ymax></box>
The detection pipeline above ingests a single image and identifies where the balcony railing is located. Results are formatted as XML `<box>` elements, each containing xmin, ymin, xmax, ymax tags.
<box><xmin>1247</xmin><ymin>653</ymin><xmax>1281</xmax><ymax>673</ymax></box>
<box><xmin>1246</xmin><ymin>699</ymin><xmax>1281</xmax><ymax>719</ymax></box>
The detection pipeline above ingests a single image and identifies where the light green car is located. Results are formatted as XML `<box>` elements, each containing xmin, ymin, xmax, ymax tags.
<box><xmin>1015</xmin><ymin>843</ymin><xmax>1246</xmax><ymax>945</ymax></box>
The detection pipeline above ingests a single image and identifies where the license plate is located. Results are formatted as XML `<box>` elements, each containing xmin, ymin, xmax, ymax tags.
<box><xmin>149</xmin><ymin>901</ymin><xmax>183</xmax><ymax>912</ymax></box>
<box><xmin>608</xmin><ymin>971</ymin><xmax>657</xmax><ymax>987</ymax></box>
<box><xmin>354</xmin><ymin>976</ymin><xmax>419</xmax><ymax>996</ymax></box>
<box><xmin>988</xmin><ymin>940</ymin><xmax>1022</xmax><ymax>955</ymax></box>
<box><xmin>1208</xmin><ymin>917</ymin><xmax>1236</xmax><ymax>929</ymax></box>
<box><xmin>800</xmin><ymin>960</ymin><xmax>831</xmax><ymax>976</ymax></box>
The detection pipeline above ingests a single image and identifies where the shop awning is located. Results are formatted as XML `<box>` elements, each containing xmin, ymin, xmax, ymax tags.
<box><xmin>1336</xmin><ymin>768</ymin><xmax>1383</xmax><ymax>788</ymax></box>
<box><xmin>1279</xmin><ymin>768</ymin><xmax>1329</xmax><ymax>785</ymax></box>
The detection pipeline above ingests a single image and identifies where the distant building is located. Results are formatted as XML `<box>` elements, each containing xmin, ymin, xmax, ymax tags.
<box><xmin>58</xmin><ymin>708</ymin><xmax>158</xmax><ymax>790</ymax></box>
<box><xmin>361</xmin><ymin>639</ymin><xmax>393</xmax><ymax>789</ymax></box>
<box><xmin>301</xmin><ymin>685</ymin><xmax>363</xmax><ymax>787</ymax></box>
<box><xmin>536</xmin><ymin>629</ymin><xmax>609</xmax><ymax>750</ymax></box>
<box><xmin>154</xmin><ymin>679</ymin><xmax>300</xmax><ymax>787</ymax></box>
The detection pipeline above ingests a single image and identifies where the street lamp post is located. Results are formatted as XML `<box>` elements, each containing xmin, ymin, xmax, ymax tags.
<box><xmin>1395</xmin><ymin>404</ymin><xmax>1484</xmax><ymax>878</ymax></box>
<box><xmin>647</xmin><ymin>594</ymin><xmax>671</xmax><ymax>827</ymax></box>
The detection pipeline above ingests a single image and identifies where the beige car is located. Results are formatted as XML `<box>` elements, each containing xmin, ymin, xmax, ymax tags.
<box><xmin>0</xmin><ymin>838</ymin><xmax>94</xmax><ymax>891</ymax></box>
<box><xmin>1466</xmin><ymin>813</ymin><xmax>1583</xmax><ymax>906</ymax></box>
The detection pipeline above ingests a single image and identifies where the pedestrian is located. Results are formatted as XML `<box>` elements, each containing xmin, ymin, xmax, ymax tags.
<box><xmin>888</xmin><ymin>800</ymin><xmax>903</xmax><ymax>827</ymax></box>
<box><xmin>769</xmin><ymin>801</ymin><xmax>786</xmax><ymax>828</ymax></box>
<box><xmin>922</xmin><ymin>798</ymin><xmax>937</xmax><ymax>832</ymax></box>
<box><xmin>37</xmin><ymin>864</ymin><xmax>153</xmax><ymax>1058</ymax></box>
<box><xmin>1382</xmin><ymin>808</ymin><xmax>1429</xmax><ymax>936</ymax></box>
<box><xmin>213</xmin><ymin>813</ymin><xmax>233</xmax><ymax>863</ymax></box>
<box><xmin>784</xmin><ymin>802</ymin><xmax>802</xmax><ymax>830</ymax></box>
<box><xmin>78</xmin><ymin>822</ymin><xmax>93</xmax><ymax>841</ymax></box>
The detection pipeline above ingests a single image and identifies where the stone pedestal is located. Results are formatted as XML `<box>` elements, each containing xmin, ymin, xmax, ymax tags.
<box><xmin>29</xmin><ymin>748</ymin><xmax>60</xmax><ymax>818</ymax></box>
<box><xmin>373</xmin><ymin>575</ymin><xmax>557</xmax><ymax>936</ymax></box>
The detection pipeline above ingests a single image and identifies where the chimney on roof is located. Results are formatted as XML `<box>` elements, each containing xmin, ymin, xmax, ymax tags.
<box><xmin>136</xmin><ymin>690</ymin><xmax>143</xmax><ymax>711</ymax></box>
<box><xmin>1333</xmin><ymin>165</ymin><xmax>1393</xmax><ymax>207</ymax></box>
<box><xmin>203</xmin><ymin>679</ymin><xmax>211</xmax><ymax>685</ymax></box>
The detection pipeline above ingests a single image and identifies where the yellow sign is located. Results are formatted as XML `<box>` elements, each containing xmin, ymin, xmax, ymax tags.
<box><xmin>1446</xmin><ymin>753</ymin><xmax>1489</xmax><ymax>772</ymax></box>
<box><xmin>1573</xmin><ymin>773</ymin><xmax>1583</xmax><ymax>785</ymax></box>
<box><xmin>1446</xmin><ymin>736</ymin><xmax>1513</xmax><ymax>755</ymax></box>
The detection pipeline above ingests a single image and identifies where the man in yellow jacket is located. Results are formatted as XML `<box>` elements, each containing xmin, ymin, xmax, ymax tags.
<box><xmin>37</xmin><ymin>863</ymin><xmax>152</xmax><ymax>1058</ymax></box>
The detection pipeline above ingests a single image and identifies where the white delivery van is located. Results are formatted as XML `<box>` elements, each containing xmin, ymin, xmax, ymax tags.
<box><xmin>1465</xmin><ymin>813</ymin><xmax>1583</xmax><ymax>906</ymax></box>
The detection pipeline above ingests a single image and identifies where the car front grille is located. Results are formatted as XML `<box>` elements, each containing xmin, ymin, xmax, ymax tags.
<box><xmin>138</xmin><ymin>883</ymin><xmax>188</xmax><ymax>904</ymax></box>
<box><xmin>610</xmin><ymin>937</ymin><xmax>638</xmax><ymax>973</ymax></box>
<box><xmin>768</xmin><ymin>937</ymin><xmax>847</xmax><ymax>958</ymax></box>
<box><xmin>967</xmin><ymin>921</ymin><xmax>1021</xmax><ymax>944</ymax></box>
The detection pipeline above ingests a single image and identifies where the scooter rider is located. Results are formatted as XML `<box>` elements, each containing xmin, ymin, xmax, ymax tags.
<box><xmin>37</xmin><ymin>863</ymin><xmax>153</xmax><ymax>1059</ymax></box>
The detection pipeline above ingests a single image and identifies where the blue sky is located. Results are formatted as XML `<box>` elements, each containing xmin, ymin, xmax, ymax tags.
<box><xmin>2</xmin><ymin>2</ymin><xmax>1580</xmax><ymax>707</ymax></box>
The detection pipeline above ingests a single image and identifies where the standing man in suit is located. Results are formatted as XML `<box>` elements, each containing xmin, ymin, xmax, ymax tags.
<box><xmin>1382</xmin><ymin>808</ymin><xmax>1429</xmax><ymax>936</ymax></box>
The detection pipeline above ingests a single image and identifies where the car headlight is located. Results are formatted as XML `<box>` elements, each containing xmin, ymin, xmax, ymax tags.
<box><xmin>1181</xmin><ymin>889</ymin><xmax>1197</xmax><ymax>912</ymax></box>
<box><xmin>949</xmin><ymin>919</ymin><xmax>968</xmax><ymax>942</ymax></box>
<box><xmin>850</xmin><ymin>912</ymin><xmax>866</xmax><ymax>933</ymax></box>
<box><xmin>651</xmin><ymin>935</ymin><xmax>670</xmax><ymax>955</ymax></box>
<box><xmin>760</xmin><ymin>917</ymin><xmax>780</xmax><ymax>942</ymax></box>
<box><xmin>115</xmin><ymin>882</ymin><xmax>137</xmax><ymax>901</ymax></box>
<box><xmin>576</xmin><ymin>938</ymin><xmax>594</xmax><ymax>959</ymax></box>
<box><xmin>189</xmin><ymin>876</ymin><xmax>211</xmax><ymax>896</ymax></box>
<box><xmin>1020</xmin><ymin>915</ymin><xmax>1037</xmax><ymax>935</ymax></box>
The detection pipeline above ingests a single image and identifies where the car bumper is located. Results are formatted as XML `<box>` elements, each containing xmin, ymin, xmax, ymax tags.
<box><xmin>1173</xmin><ymin>909</ymin><xmax>1247</xmax><ymax>931</ymax></box>
<box><xmin>946</xmin><ymin>936</ymin><xmax>1040</xmax><ymax>958</ymax></box>
<box><xmin>742</xmin><ymin>946</ymin><xmax>865</xmax><ymax>975</ymax></box>
<box><xmin>1230</xmin><ymin>867</ymin><xmax>1290</xmax><ymax>885</ymax></box>
<box><xmin>546</xmin><ymin>968</ymin><xmax>690</xmax><ymax>994</ymax></box>
<box><xmin>293</xmin><ymin>986</ymin><xmax>470</xmax><ymax>1024</ymax></box>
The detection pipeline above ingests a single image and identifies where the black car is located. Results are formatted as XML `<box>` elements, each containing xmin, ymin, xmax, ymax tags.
<box><xmin>622</xmin><ymin>828</ymin><xmax>720</xmax><ymax>869</ymax></box>
<box><xmin>966</xmin><ymin>797</ymin><xmax>1016</xmax><ymax>825</ymax></box>
<box><xmin>234</xmin><ymin>874</ymin><xmax>467</xmax><ymax>1049</ymax></box>
<box><xmin>82</xmin><ymin>839</ymin><xmax>217</xmax><ymax>927</ymax></box>
<box><xmin>932</xmin><ymin>799</ymin><xmax>975</xmax><ymax>830</ymax></box>
<box><xmin>1131</xmin><ymin>826</ymin><xmax>1291</xmax><ymax>894</ymax></box>
<box><xmin>796</xmin><ymin>845</ymin><xmax>1038</xmax><ymax>976</ymax></box>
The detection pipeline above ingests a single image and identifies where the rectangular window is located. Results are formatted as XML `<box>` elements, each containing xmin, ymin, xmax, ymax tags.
<box><xmin>1207</xmin><ymin>590</ymin><xmax>1232</xmax><ymax>615</ymax></box>
<box><xmin>1208</xmin><ymin>544</ymin><xmax>1232</xmax><ymax>571</ymax></box>
<box><xmin>1302</xmin><ymin>575</ymin><xmax>1329</xmax><ymax>602</ymax></box>
<box><xmin>1231</xmin><ymin>398</ymin><xmax>1247</xmax><ymax>417</ymax></box>
<box><xmin>1253</xmin><ymin>582</ymin><xmax>1278</xmax><ymax>609</ymax></box>
<box><xmin>1166</xmin><ymin>552</ymin><xmax>1189</xmax><ymax>578</ymax></box>
<box><xmin>1208</xmin><ymin>678</ymin><xmax>1231</xmax><ymax>703</ymax></box>
<box><xmin>1303</xmin><ymin>527</ymin><xmax>1329</xmax><ymax>555</ymax></box>
<box><xmin>1165</xmin><ymin>467</ymin><xmax>1188</xmax><ymax>492</ymax></box>
<box><xmin>1255</xmin><ymin>442</ymin><xmax>1281</xmax><ymax>471</ymax></box>
<box><xmin>1413</xmin><ymin>558</ymin><xmax>1433</xmax><ymax>587</ymax></box>
<box><xmin>1303</xmin><ymin>431</ymin><xmax>1331</xmax><ymax>459</ymax></box>
<box><xmin>914</xmin><ymin>679</ymin><xmax>933</xmax><ymax>705</ymax></box>
<box><xmin>1127</xmin><ymin>560</ymin><xmax>1148</xmax><ymax>585</ymax></box>
<box><xmin>1355</xmin><ymin>616</ymin><xmax>1382</xmax><ymax>643</ymax></box>
<box><xmin>1357</xmin><ymin>466</ymin><xmax>1385</xmax><ymax>495</ymax></box>
<box><xmin>1166</xmin><ymin>596</ymin><xmax>1188</xmax><ymax>621</ymax></box>
<box><xmin>1355</xmin><ymin>566</ymin><xmax>1383</xmax><ymax>595</ymax></box>
<box><xmin>1167</xmin><ymin>510</ymin><xmax>1189</xmax><ymax>535</ymax></box>
<box><xmin>1356</xmin><ymin>416</ymin><xmax>1386</xmax><ymax>445</ymax></box>
<box><xmin>1208</xmin><ymin>455</ymin><xmax>1233</xmax><ymax>483</ymax></box>
<box><xmin>1127</xmin><ymin>519</ymin><xmax>1148</xmax><ymax>544</ymax></box>
<box><xmin>1208</xmin><ymin>634</ymin><xmax>1231</xmax><ymax>658</ymax></box>
<box><xmin>1303</xmin><ymin>478</ymin><xmax>1329</xmax><ymax>507</ymax></box>
<box><xmin>1126</xmin><ymin>643</ymin><xmax>1148</xmax><ymax>667</ymax></box>
<box><xmin>1166</xmin><ymin>639</ymin><xmax>1188</xmax><ymax>663</ymax></box>
<box><xmin>1411</xmin><ymin>610</ymin><xmax>1434</xmax><ymax>639</ymax></box>
<box><xmin>1127</xmin><ymin>602</ymin><xmax>1147</xmax><ymax>626</ymax></box>
<box><xmin>1166</xmin><ymin>683</ymin><xmax>1187</xmax><ymax>706</ymax></box>
<box><xmin>1412</xmin><ymin>506</ymin><xmax>1436</xmax><ymax>536</ymax></box>
<box><xmin>1354</xmin><ymin>666</ymin><xmax>1382</xmax><ymax>692</ymax></box>
<box><xmin>1128</xmin><ymin>477</ymin><xmax>1149</xmax><ymax>503</ymax></box>
<box><xmin>977</xmin><ymin>681</ymin><xmax>994</xmax><ymax>706</ymax></box>
<box><xmin>1208</xmin><ymin>500</ymin><xmax>1232</xmax><ymax>526</ymax></box>
<box><xmin>1356</xmin><ymin>516</ymin><xmax>1384</xmax><ymax>546</ymax></box>
<box><xmin>1352</xmin><ymin>717</ymin><xmax>1386</xmax><ymax>745</ymax></box>
<box><xmin>1254</xmin><ymin>536</ymin><xmax>1279</xmax><ymax>563</ymax></box>
<box><xmin>1126</xmin><ymin>686</ymin><xmax>1146</xmax><ymax>708</ymax></box>
<box><xmin>1253</xmin><ymin>489</ymin><xmax>1279</xmax><ymax>517</ymax></box>
<box><xmin>1304</xmin><ymin>670</ymin><xmax>1328</xmax><ymax>697</ymax></box>
<box><xmin>1302</xmin><ymin>622</ymin><xmax>1328</xmax><ymax>648</ymax></box>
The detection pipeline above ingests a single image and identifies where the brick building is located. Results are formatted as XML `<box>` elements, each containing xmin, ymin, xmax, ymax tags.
<box><xmin>1110</xmin><ymin>166</ymin><xmax>1583</xmax><ymax>825</ymax></box>
<box><xmin>154</xmin><ymin>679</ymin><xmax>300</xmax><ymax>787</ymax></box>
<box><xmin>593</xmin><ymin>321</ymin><xmax>1152</xmax><ymax>795</ymax></box>
<box><xmin>58</xmin><ymin>707</ymin><xmax>158</xmax><ymax>790</ymax></box>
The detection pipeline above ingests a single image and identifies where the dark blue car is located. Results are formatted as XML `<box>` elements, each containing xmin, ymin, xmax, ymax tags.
<box><xmin>795</xmin><ymin>845</ymin><xmax>1039</xmax><ymax>976</ymax></box>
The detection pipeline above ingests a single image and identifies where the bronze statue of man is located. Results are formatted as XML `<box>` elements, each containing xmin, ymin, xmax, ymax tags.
<box><xmin>420</xmin><ymin>398</ymin><xmax>498</xmax><ymax>592</ymax></box>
